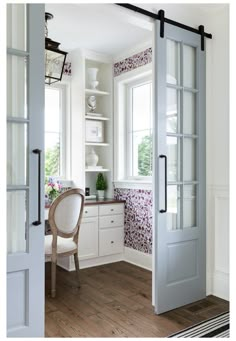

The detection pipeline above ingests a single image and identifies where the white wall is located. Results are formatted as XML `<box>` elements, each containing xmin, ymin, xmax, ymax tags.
<box><xmin>204</xmin><ymin>6</ymin><xmax>229</xmax><ymax>300</ymax></box>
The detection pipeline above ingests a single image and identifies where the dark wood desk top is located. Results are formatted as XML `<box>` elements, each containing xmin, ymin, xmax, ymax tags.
<box><xmin>84</xmin><ymin>198</ymin><xmax>125</xmax><ymax>206</ymax></box>
<box><xmin>45</xmin><ymin>198</ymin><xmax>125</xmax><ymax>209</ymax></box>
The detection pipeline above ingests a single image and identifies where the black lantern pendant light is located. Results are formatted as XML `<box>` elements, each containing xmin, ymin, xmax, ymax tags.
<box><xmin>45</xmin><ymin>12</ymin><xmax>68</xmax><ymax>85</ymax></box>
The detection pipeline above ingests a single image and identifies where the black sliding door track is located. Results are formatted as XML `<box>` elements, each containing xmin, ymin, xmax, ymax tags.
<box><xmin>116</xmin><ymin>3</ymin><xmax>212</xmax><ymax>50</ymax></box>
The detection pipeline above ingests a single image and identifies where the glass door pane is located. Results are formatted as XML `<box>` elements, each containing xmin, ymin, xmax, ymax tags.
<box><xmin>166</xmin><ymin>39</ymin><xmax>180</xmax><ymax>85</ymax></box>
<box><xmin>167</xmin><ymin>185</ymin><xmax>181</xmax><ymax>230</ymax></box>
<box><xmin>183</xmin><ymin>91</ymin><xmax>196</xmax><ymax>135</ymax></box>
<box><xmin>183</xmin><ymin>45</ymin><xmax>196</xmax><ymax>88</ymax></box>
<box><xmin>7</xmin><ymin>191</ymin><xmax>27</xmax><ymax>253</ymax></box>
<box><xmin>183</xmin><ymin>185</ymin><xmax>196</xmax><ymax>228</ymax></box>
<box><xmin>166</xmin><ymin>88</ymin><xmax>180</xmax><ymax>134</ymax></box>
<box><xmin>7</xmin><ymin>123</ymin><xmax>28</xmax><ymax>186</ymax></box>
<box><xmin>183</xmin><ymin>138</ymin><xmax>196</xmax><ymax>182</ymax></box>
<box><xmin>7</xmin><ymin>55</ymin><xmax>27</xmax><ymax>118</ymax></box>
<box><xmin>167</xmin><ymin>136</ymin><xmax>180</xmax><ymax>182</ymax></box>
<box><xmin>7</xmin><ymin>4</ymin><xmax>27</xmax><ymax>51</ymax></box>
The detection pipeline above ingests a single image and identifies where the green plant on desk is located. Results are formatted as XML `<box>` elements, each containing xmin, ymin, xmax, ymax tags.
<box><xmin>96</xmin><ymin>173</ymin><xmax>107</xmax><ymax>200</ymax></box>
<box><xmin>96</xmin><ymin>173</ymin><xmax>107</xmax><ymax>190</ymax></box>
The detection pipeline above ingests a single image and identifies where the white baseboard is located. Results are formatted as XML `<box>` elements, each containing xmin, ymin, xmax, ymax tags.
<box><xmin>57</xmin><ymin>253</ymin><xmax>124</xmax><ymax>271</ymax></box>
<box><xmin>56</xmin><ymin>248</ymin><xmax>152</xmax><ymax>272</ymax></box>
<box><xmin>206</xmin><ymin>271</ymin><xmax>213</xmax><ymax>296</ymax></box>
<box><xmin>206</xmin><ymin>269</ymin><xmax>229</xmax><ymax>301</ymax></box>
<box><xmin>80</xmin><ymin>254</ymin><xmax>124</xmax><ymax>270</ymax></box>
<box><xmin>124</xmin><ymin>247</ymin><xmax>152</xmax><ymax>271</ymax></box>
<box><xmin>212</xmin><ymin>270</ymin><xmax>229</xmax><ymax>301</ymax></box>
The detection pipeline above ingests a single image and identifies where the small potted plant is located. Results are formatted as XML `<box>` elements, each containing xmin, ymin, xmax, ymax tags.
<box><xmin>96</xmin><ymin>173</ymin><xmax>107</xmax><ymax>200</ymax></box>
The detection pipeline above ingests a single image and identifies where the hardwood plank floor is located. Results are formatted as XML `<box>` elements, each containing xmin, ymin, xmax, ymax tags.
<box><xmin>45</xmin><ymin>261</ymin><xmax>229</xmax><ymax>337</ymax></box>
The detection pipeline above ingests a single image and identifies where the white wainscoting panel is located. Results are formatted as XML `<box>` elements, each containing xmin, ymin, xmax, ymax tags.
<box><xmin>207</xmin><ymin>186</ymin><xmax>229</xmax><ymax>300</ymax></box>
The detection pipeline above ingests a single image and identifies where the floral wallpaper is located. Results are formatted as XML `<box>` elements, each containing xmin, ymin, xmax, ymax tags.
<box><xmin>113</xmin><ymin>48</ymin><xmax>153</xmax><ymax>254</ymax></box>
<box><xmin>114</xmin><ymin>188</ymin><xmax>153</xmax><ymax>254</ymax></box>
<box><xmin>63</xmin><ymin>62</ymin><xmax>71</xmax><ymax>76</ymax></box>
<box><xmin>63</xmin><ymin>47</ymin><xmax>152</xmax><ymax>78</ymax></box>
<box><xmin>113</xmin><ymin>47</ymin><xmax>152</xmax><ymax>77</ymax></box>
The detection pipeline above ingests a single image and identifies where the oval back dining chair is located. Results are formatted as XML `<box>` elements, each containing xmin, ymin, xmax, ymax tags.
<box><xmin>45</xmin><ymin>188</ymin><xmax>85</xmax><ymax>297</ymax></box>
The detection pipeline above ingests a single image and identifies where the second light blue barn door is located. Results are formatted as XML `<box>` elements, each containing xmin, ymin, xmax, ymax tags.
<box><xmin>153</xmin><ymin>21</ymin><xmax>206</xmax><ymax>314</ymax></box>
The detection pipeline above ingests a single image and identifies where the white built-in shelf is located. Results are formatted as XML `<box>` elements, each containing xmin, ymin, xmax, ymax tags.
<box><xmin>85</xmin><ymin>89</ymin><xmax>110</xmax><ymax>96</ymax></box>
<box><xmin>85</xmin><ymin>115</ymin><xmax>109</xmax><ymax>121</ymax></box>
<box><xmin>85</xmin><ymin>142</ymin><xmax>109</xmax><ymax>146</ymax></box>
<box><xmin>85</xmin><ymin>168</ymin><xmax>110</xmax><ymax>172</ymax></box>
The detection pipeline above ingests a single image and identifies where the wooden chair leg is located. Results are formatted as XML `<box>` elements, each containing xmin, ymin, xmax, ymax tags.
<box><xmin>74</xmin><ymin>253</ymin><xmax>80</xmax><ymax>288</ymax></box>
<box><xmin>51</xmin><ymin>261</ymin><xmax>57</xmax><ymax>298</ymax></box>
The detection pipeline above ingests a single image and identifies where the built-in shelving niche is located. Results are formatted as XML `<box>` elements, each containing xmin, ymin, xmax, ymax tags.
<box><xmin>84</xmin><ymin>56</ymin><xmax>113</xmax><ymax>199</ymax></box>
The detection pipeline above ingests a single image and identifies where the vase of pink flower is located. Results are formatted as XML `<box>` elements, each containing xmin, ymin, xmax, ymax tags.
<box><xmin>45</xmin><ymin>178</ymin><xmax>62</xmax><ymax>205</ymax></box>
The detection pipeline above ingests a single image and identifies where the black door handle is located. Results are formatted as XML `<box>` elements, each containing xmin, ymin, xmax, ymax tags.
<box><xmin>159</xmin><ymin>154</ymin><xmax>167</xmax><ymax>213</ymax></box>
<box><xmin>32</xmin><ymin>149</ymin><xmax>42</xmax><ymax>226</ymax></box>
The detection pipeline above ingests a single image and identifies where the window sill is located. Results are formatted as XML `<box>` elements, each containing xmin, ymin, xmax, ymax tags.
<box><xmin>113</xmin><ymin>180</ymin><xmax>152</xmax><ymax>190</ymax></box>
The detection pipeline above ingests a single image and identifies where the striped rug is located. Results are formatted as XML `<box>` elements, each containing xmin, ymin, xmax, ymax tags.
<box><xmin>168</xmin><ymin>312</ymin><xmax>229</xmax><ymax>338</ymax></box>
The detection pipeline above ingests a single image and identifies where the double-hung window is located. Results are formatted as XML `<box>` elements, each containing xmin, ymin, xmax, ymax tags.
<box><xmin>45</xmin><ymin>85</ymin><xmax>66</xmax><ymax>178</ymax></box>
<box><xmin>126</xmin><ymin>76</ymin><xmax>152</xmax><ymax>180</ymax></box>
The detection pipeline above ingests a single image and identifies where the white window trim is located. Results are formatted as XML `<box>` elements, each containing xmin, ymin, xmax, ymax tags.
<box><xmin>45</xmin><ymin>80</ymin><xmax>71</xmax><ymax>181</ymax></box>
<box><xmin>126</xmin><ymin>75</ymin><xmax>152</xmax><ymax>181</ymax></box>
<box><xmin>113</xmin><ymin>180</ymin><xmax>153</xmax><ymax>190</ymax></box>
<box><xmin>113</xmin><ymin>63</ymin><xmax>152</xmax><ymax>188</ymax></box>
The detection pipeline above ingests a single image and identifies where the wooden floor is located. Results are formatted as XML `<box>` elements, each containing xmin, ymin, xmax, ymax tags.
<box><xmin>45</xmin><ymin>261</ymin><xmax>229</xmax><ymax>337</ymax></box>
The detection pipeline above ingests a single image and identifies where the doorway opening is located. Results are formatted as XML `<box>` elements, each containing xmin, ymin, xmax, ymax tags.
<box><xmin>44</xmin><ymin>3</ymin><xmax>155</xmax><ymax>336</ymax></box>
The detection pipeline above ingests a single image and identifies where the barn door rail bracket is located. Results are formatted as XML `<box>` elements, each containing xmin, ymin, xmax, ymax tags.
<box><xmin>158</xmin><ymin>9</ymin><xmax>165</xmax><ymax>38</ymax></box>
<box><xmin>115</xmin><ymin>3</ymin><xmax>212</xmax><ymax>51</ymax></box>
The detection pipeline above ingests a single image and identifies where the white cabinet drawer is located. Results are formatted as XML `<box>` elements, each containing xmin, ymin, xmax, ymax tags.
<box><xmin>99</xmin><ymin>214</ymin><xmax>124</xmax><ymax>229</ymax></box>
<box><xmin>99</xmin><ymin>227</ymin><xmax>123</xmax><ymax>256</ymax></box>
<box><xmin>99</xmin><ymin>204</ymin><xmax>124</xmax><ymax>216</ymax></box>
<box><xmin>83</xmin><ymin>205</ymin><xmax>98</xmax><ymax>218</ymax></box>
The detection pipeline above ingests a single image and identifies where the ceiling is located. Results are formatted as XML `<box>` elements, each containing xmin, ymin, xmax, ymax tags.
<box><xmin>45</xmin><ymin>3</ymin><xmax>227</xmax><ymax>58</ymax></box>
<box><xmin>45</xmin><ymin>4</ymin><xmax>152</xmax><ymax>57</ymax></box>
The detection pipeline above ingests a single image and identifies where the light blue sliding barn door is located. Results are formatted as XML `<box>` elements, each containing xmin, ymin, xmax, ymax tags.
<box><xmin>153</xmin><ymin>21</ymin><xmax>206</xmax><ymax>314</ymax></box>
<box><xmin>7</xmin><ymin>4</ymin><xmax>45</xmax><ymax>336</ymax></box>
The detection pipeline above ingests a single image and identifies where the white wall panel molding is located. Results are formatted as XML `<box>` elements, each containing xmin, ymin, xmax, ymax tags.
<box><xmin>206</xmin><ymin>185</ymin><xmax>229</xmax><ymax>300</ymax></box>
<box><xmin>207</xmin><ymin>185</ymin><xmax>229</xmax><ymax>193</ymax></box>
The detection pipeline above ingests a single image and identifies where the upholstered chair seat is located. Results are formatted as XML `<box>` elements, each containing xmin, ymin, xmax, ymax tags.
<box><xmin>45</xmin><ymin>235</ymin><xmax>77</xmax><ymax>254</ymax></box>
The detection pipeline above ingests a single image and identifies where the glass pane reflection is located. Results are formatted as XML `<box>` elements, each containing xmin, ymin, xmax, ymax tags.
<box><xmin>7</xmin><ymin>191</ymin><xmax>27</xmax><ymax>253</ymax></box>
<box><xmin>167</xmin><ymin>185</ymin><xmax>181</xmax><ymax>230</ymax></box>
<box><xmin>183</xmin><ymin>186</ymin><xmax>197</xmax><ymax>228</ymax></box>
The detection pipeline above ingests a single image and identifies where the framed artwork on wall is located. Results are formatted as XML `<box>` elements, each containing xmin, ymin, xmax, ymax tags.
<box><xmin>85</xmin><ymin>119</ymin><xmax>104</xmax><ymax>143</ymax></box>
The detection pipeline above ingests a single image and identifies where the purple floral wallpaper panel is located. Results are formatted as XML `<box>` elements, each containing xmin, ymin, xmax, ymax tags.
<box><xmin>114</xmin><ymin>188</ymin><xmax>153</xmax><ymax>254</ymax></box>
<box><xmin>113</xmin><ymin>47</ymin><xmax>152</xmax><ymax>77</ymax></box>
<box><xmin>63</xmin><ymin>62</ymin><xmax>71</xmax><ymax>76</ymax></box>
